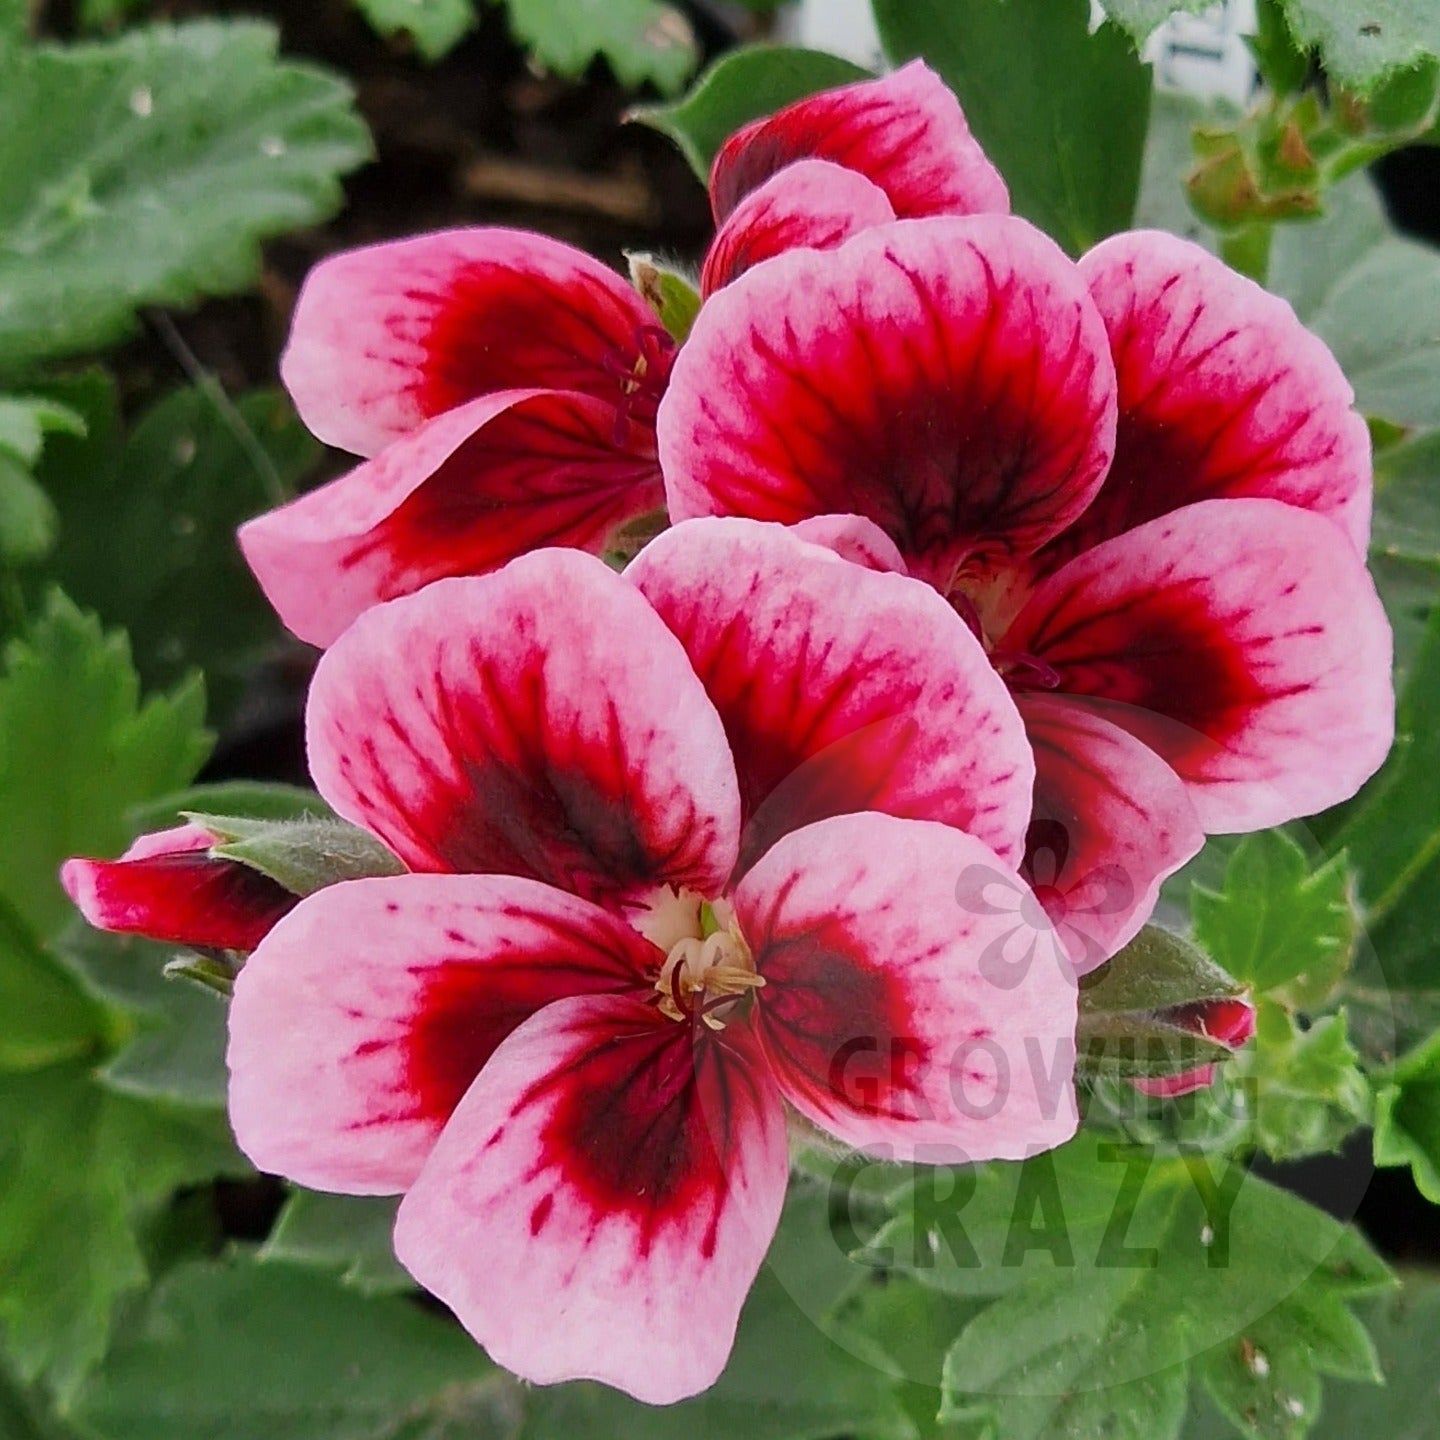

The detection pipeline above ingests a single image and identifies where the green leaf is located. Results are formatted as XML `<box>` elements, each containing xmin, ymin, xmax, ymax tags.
<box><xmin>632</xmin><ymin>45</ymin><xmax>869</xmax><ymax>180</ymax></box>
<box><xmin>0</xmin><ymin>395</ymin><xmax>84</xmax><ymax>566</ymax></box>
<box><xmin>1373</xmin><ymin>1029</ymin><xmax>1440</xmax><ymax>1202</ymax></box>
<box><xmin>1370</xmin><ymin>431</ymin><xmax>1440</xmax><ymax>673</ymax></box>
<box><xmin>70</xmin><ymin>1259</ymin><xmax>492</xmax><ymax>1440</ymax></box>
<box><xmin>0</xmin><ymin>593</ymin><xmax>210</xmax><ymax>942</ymax></box>
<box><xmin>1192</xmin><ymin>831</ymin><xmax>1355</xmax><ymax>999</ymax></box>
<box><xmin>1077</xmin><ymin>925</ymin><xmax>1246</xmax><ymax>1079</ymax></box>
<box><xmin>0</xmin><ymin>20</ymin><xmax>371</xmax><ymax>372</ymax></box>
<box><xmin>198</xmin><ymin>811</ymin><xmax>404</xmax><ymax>896</ymax></box>
<box><xmin>30</xmin><ymin>376</ymin><xmax>318</xmax><ymax>719</ymax></box>
<box><xmin>1330</xmin><ymin>605</ymin><xmax>1440</xmax><ymax>1057</ymax></box>
<box><xmin>498</xmin><ymin>0</ymin><xmax>698</xmax><ymax>96</ymax></box>
<box><xmin>873</xmin><ymin>0</ymin><xmax>1152</xmax><ymax>253</ymax></box>
<box><xmin>931</xmin><ymin>1138</ymin><xmax>1390</xmax><ymax>1440</ymax></box>
<box><xmin>0</xmin><ymin>1060</ymin><xmax>246</xmax><ymax>1392</ymax></box>
<box><xmin>1236</xmin><ymin>1006</ymin><xmax>1371</xmax><ymax>1161</ymax></box>
<box><xmin>1304</xmin><ymin>1273</ymin><xmax>1440</xmax><ymax>1439</ymax></box>
<box><xmin>353</xmin><ymin>0</ymin><xmax>477</xmax><ymax>61</ymax></box>
<box><xmin>1095</xmin><ymin>1</ymin><xmax>1440</xmax><ymax>95</ymax></box>
<box><xmin>260</xmin><ymin>1191</ymin><xmax>412</xmax><ymax>1295</ymax></box>
<box><xmin>0</xmin><ymin>898</ymin><xmax>105</xmax><ymax>1071</ymax></box>
<box><xmin>1280</xmin><ymin>1</ymin><xmax>1440</xmax><ymax>93</ymax></box>
<box><xmin>1271</xmin><ymin>175</ymin><xmax>1440</xmax><ymax>436</ymax></box>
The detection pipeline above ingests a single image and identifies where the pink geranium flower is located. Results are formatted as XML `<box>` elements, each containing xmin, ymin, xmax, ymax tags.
<box><xmin>227</xmin><ymin>519</ymin><xmax>1078</xmax><ymax>1401</ymax></box>
<box><xmin>239</xmin><ymin>231</ymin><xmax>677</xmax><ymax>646</ymax></box>
<box><xmin>659</xmin><ymin>218</ymin><xmax>1394</xmax><ymax>968</ymax></box>
<box><xmin>62</xmin><ymin>823</ymin><xmax>297</xmax><ymax>952</ymax></box>
<box><xmin>700</xmin><ymin>61</ymin><xmax>1008</xmax><ymax>295</ymax></box>
<box><xmin>240</xmin><ymin>64</ymin><xmax>1008</xmax><ymax>646</ymax></box>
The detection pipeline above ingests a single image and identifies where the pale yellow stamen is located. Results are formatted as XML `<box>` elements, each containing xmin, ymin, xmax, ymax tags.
<box><xmin>648</xmin><ymin>896</ymin><xmax>762</xmax><ymax>1030</ymax></box>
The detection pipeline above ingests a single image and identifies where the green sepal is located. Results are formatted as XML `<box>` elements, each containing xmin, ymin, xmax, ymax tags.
<box><xmin>188</xmin><ymin>812</ymin><xmax>404</xmax><ymax>898</ymax></box>
<box><xmin>1078</xmin><ymin>925</ymin><xmax>1247</xmax><ymax>1079</ymax></box>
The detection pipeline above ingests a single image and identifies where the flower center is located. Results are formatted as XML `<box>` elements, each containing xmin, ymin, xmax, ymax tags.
<box><xmin>635</xmin><ymin>888</ymin><xmax>763</xmax><ymax>1031</ymax></box>
<box><xmin>605</xmin><ymin>324</ymin><xmax>676</xmax><ymax>442</ymax></box>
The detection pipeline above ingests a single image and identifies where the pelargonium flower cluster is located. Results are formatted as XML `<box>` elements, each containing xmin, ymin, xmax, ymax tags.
<box><xmin>65</xmin><ymin>61</ymin><xmax>1391</xmax><ymax>1403</ymax></box>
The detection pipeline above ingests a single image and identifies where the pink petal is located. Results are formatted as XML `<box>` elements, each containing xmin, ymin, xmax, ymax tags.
<box><xmin>240</xmin><ymin>389</ymin><xmax>663</xmax><ymax>647</ymax></box>
<box><xmin>710</xmin><ymin>61</ymin><xmax>1008</xmax><ymax>224</ymax></box>
<box><xmin>1049</xmin><ymin>231</ymin><xmax>1371</xmax><ymax>567</ymax></box>
<box><xmin>701</xmin><ymin>159</ymin><xmax>896</xmax><ymax>297</ymax></box>
<box><xmin>394</xmin><ymin>994</ymin><xmax>788</xmax><ymax>1402</ymax></box>
<box><xmin>307</xmin><ymin>551</ymin><xmax>741</xmax><ymax>901</ymax></box>
<box><xmin>226</xmin><ymin>874</ymin><xmax>659</xmax><ymax>1193</ymax></box>
<box><xmin>1132</xmin><ymin>998</ymin><xmax>1255</xmax><ymax>1099</ymax></box>
<box><xmin>281</xmin><ymin>229</ymin><xmax>663</xmax><ymax>457</ymax></box>
<box><xmin>735</xmin><ymin>812</ymin><xmax>1080</xmax><ymax>1163</ymax></box>
<box><xmin>789</xmin><ymin>514</ymin><xmax>909</xmax><ymax>574</ymax></box>
<box><xmin>62</xmin><ymin>824</ymin><xmax>297</xmax><ymax>952</ymax></box>
<box><xmin>1016</xmin><ymin>694</ymin><xmax>1204</xmax><ymax>974</ymax></box>
<box><xmin>628</xmin><ymin>518</ymin><xmax>1033</xmax><ymax>872</ymax></box>
<box><xmin>659</xmin><ymin>216</ymin><xmax>1117</xmax><ymax>588</ymax></box>
<box><xmin>1003</xmin><ymin>499</ymin><xmax>1395</xmax><ymax>832</ymax></box>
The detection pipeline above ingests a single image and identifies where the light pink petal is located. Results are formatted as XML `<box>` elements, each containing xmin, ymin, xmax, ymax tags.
<box><xmin>281</xmin><ymin>228</ymin><xmax>665</xmax><ymax>457</ymax></box>
<box><xmin>628</xmin><ymin>518</ymin><xmax>1033</xmax><ymax>872</ymax></box>
<box><xmin>1016</xmin><ymin>694</ymin><xmax>1204</xmax><ymax>974</ymax></box>
<box><xmin>789</xmin><ymin>514</ymin><xmax>909</xmax><ymax>574</ymax></box>
<box><xmin>700</xmin><ymin>159</ymin><xmax>896</xmax><ymax>297</ymax></box>
<box><xmin>710</xmin><ymin>61</ymin><xmax>1008</xmax><ymax>223</ymax></box>
<box><xmin>227</xmin><ymin>874</ymin><xmax>659</xmax><ymax>1193</ymax></box>
<box><xmin>63</xmin><ymin>824</ymin><xmax>297</xmax><ymax>952</ymax></box>
<box><xmin>1048</xmin><ymin>230</ymin><xmax>1371</xmax><ymax>568</ymax></box>
<box><xmin>1003</xmin><ymin>499</ymin><xmax>1394</xmax><ymax>832</ymax></box>
<box><xmin>735</xmin><ymin>812</ymin><xmax>1079</xmax><ymax>1163</ymax></box>
<box><xmin>307</xmin><ymin>551</ymin><xmax>740</xmax><ymax>902</ymax></box>
<box><xmin>241</xmin><ymin>389</ymin><xmax>663</xmax><ymax>647</ymax></box>
<box><xmin>1133</xmin><ymin>1064</ymin><xmax>1218</xmax><ymax>1099</ymax></box>
<box><xmin>660</xmin><ymin>216</ymin><xmax>1117</xmax><ymax>588</ymax></box>
<box><xmin>394</xmin><ymin>994</ymin><xmax>788</xmax><ymax>1402</ymax></box>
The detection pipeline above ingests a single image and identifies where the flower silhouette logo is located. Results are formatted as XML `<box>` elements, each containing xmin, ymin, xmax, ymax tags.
<box><xmin>956</xmin><ymin>818</ymin><xmax>1136</xmax><ymax>985</ymax></box>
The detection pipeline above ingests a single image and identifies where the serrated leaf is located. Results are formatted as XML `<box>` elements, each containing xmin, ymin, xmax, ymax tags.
<box><xmin>499</xmin><ymin>0</ymin><xmax>698</xmax><ymax>96</ymax></box>
<box><xmin>30</xmin><ymin>374</ymin><xmax>318</xmax><ymax>719</ymax></box>
<box><xmin>354</xmin><ymin>0</ymin><xmax>476</xmax><ymax>61</ymax></box>
<box><xmin>632</xmin><ymin>45</ymin><xmax>869</xmax><ymax>180</ymax></box>
<box><xmin>70</xmin><ymin>1259</ymin><xmax>491</xmax><ymax>1440</ymax></box>
<box><xmin>0</xmin><ymin>1060</ymin><xmax>247</xmax><ymax>1392</ymax></box>
<box><xmin>0</xmin><ymin>20</ymin><xmax>371</xmax><ymax>372</ymax></box>
<box><xmin>1235</xmin><ymin>1006</ymin><xmax>1371</xmax><ymax>1160</ymax></box>
<box><xmin>260</xmin><ymin>1192</ymin><xmax>412</xmax><ymax>1296</ymax></box>
<box><xmin>1373</xmin><ymin>1029</ymin><xmax>1440</xmax><ymax>1202</ymax></box>
<box><xmin>1304</xmin><ymin>1273</ymin><xmax>1440</xmax><ymax>1439</ymax></box>
<box><xmin>933</xmin><ymin>1137</ymin><xmax>1390</xmax><ymax>1440</ymax></box>
<box><xmin>0</xmin><ymin>592</ymin><xmax>210</xmax><ymax>942</ymax></box>
<box><xmin>873</xmin><ymin>0</ymin><xmax>1152</xmax><ymax>253</ymax></box>
<box><xmin>1096</xmin><ymin>1</ymin><xmax>1440</xmax><ymax>94</ymax></box>
<box><xmin>1192</xmin><ymin>831</ymin><xmax>1355</xmax><ymax>998</ymax></box>
<box><xmin>1281</xmin><ymin>1</ymin><xmax>1440</xmax><ymax>93</ymax></box>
